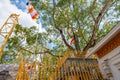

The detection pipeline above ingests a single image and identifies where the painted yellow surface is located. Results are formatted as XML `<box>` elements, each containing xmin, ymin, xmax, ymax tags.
<box><xmin>0</xmin><ymin>14</ymin><xmax>19</xmax><ymax>58</ymax></box>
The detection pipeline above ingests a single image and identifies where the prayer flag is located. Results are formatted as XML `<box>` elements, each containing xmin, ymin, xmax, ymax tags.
<box><xmin>27</xmin><ymin>2</ymin><xmax>39</xmax><ymax>22</ymax></box>
<box><xmin>27</xmin><ymin>65</ymin><xmax>31</xmax><ymax>70</ymax></box>
<box><xmin>70</xmin><ymin>36</ymin><xmax>75</xmax><ymax>45</ymax></box>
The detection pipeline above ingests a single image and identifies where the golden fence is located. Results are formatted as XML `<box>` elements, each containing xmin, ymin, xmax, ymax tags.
<box><xmin>38</xmin><ymin>50</ymin><xmax>104</xmax><ymax>80</ymax></box>
<box><xmin>49</xmin><ymin>58</ymin><xmax>104</xmax><ymax>80</ymax></box>
<box><xmin>16</xmin><ymin>50</ymin><xmax>104</xmax><ymax>80</ymax></box>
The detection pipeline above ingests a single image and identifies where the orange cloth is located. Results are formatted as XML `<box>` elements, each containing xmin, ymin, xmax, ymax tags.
<box><xmin>70</xmin><ymin>36</ymin><xmax>75</xmax><ymax>45</ymax></box>
<box><xmin>27</xmin><ymin>65</ymin><xmax>31</xmax><ymax>70</ymax></box>
<box><xmin>28</xmin><ymin>2</ymin><xmax>39</xmax><ymax>22</ymax></box>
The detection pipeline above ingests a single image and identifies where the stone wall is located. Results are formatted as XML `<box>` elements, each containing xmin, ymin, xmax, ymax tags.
<box><xmin>0</xmin><ymin>64</ymin><xmax>18</xmax><ymax>80</ymax></box>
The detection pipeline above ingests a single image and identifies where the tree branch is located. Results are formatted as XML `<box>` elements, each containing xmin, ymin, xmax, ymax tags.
<box><xmin>78</xmin><ymin>26</ymin><xmax>87</xmax><ymax>43</ymax></box>
<box><xmin>71</xmin><ymin>1</ymin><xmax>81</xmax><ymax>51</ymax></box>
<box><xmin>83</xmin><ymin>0</ymin><xmax>115</xmax><ymax>52</ymax></box>
<box><xmin>90</xmin><ymin>11</ymin><xmax>96</xmax><ymax>23</ymax></box>
<box><xmin>52</xmin><ymin>0</ymin><xmax>74</xmax><ymax>50</ymax></box>
<box><xmin>96</xmin><ymin>0</ymin><xmax>114</xmax><ymax>23</ymax></box>
<box><xmin>59</xmin><ymin>29</ymin><xmax>74</xmax><ymax>50</ymax></box>
<box><xmin>90</xmin><ymin>0</ymin><xmax>96</xmax><ymax>23</ymax></box>
<box><xmin>18</xmin><ymin>46</ymin><xmax>63</xmax><ymax>57</ymax></box>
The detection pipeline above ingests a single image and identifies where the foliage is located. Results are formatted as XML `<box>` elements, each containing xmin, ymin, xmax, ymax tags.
<box><xmin>2</xmin><ymin>24</ymin><xmax>62</xmax><ymax>63</ymax></box>
<box><xmin>32</xmin><ymin>0</ymin><xmax>119</xmax><ymax>52</ymax></box>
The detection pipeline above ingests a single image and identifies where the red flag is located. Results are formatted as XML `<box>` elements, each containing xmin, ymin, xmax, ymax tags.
<box><xmin>27</xmin><ymin>2</ymin><xmax>39</xmax><ymax>22</ymax></box>
<box><xmin>27</xmin><ymin>65</ymin><xmax>31</xmax><ymax>70</ymax></box>
<box><xmin>70</xmin><ymin>36</ymin><xmax>75</xmax><ymax>45</ymax></box>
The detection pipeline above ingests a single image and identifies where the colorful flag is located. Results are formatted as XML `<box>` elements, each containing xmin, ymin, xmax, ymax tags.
<box><xmin>70</xmin><ymin>36</ymin><xmax>75</xmax><ymax>45</ymax></box>
<box><xmin>27</xmin><ymin>2</ymin><xmax>39</xmax><ymax>22</ymax></box>
<box><xmin>27</xmin><ymin>65</ymin><xmax>31</xmax><ymax>70</ymax></box>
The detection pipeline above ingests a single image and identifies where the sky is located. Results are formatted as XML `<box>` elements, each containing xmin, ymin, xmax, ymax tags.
<box><xmin>0</xmin><ymin>0</ymin><xmax>45</xmax><ymax>31</ymax></box>
<box><xmin>0</xmin><ymin>0</ymin><xmax>45</xmax><ymax>46</ymax></box>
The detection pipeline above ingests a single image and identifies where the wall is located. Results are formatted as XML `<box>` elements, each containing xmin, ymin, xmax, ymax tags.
<box><xmin>98</xmin><ymin>46</ymin><xmax>120</xmax><ymax>80</ymax></box>
<box><xmin>0</xmin><ymin>64</ymin><xmax>18</xmax><ymax>80</ymax></box>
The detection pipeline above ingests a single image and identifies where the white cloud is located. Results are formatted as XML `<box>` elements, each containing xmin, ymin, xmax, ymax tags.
<box><xmin>0</xmin><ymin>0</ymin><xmax>45</xmax><ymax>32</ymax></box>
<box><xmin>0</xmin><ymin>0</ymin><xmax>45</xmax><ymax>47</ymax></box>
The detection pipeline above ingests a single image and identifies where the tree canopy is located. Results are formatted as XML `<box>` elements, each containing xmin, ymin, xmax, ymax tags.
<box><xmin>32</xmin><ymin>0</ymin><xmax>119</xmax><ymax>52</ymax></box>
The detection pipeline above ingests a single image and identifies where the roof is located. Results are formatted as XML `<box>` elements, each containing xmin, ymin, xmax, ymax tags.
<box><xmin>86</xmin><ymin>22</ymin><xmax>120</xmax><ymax>57</ymax></box>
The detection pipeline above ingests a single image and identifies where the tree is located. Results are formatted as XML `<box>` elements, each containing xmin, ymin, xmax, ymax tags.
<box><xmin>2</xmin><ymin>0</ymin><xmax>120</xmax><ymax>61</ymax></box>
<box><xmin>31</xmin><ymin>0</ymin><xmax>119</xmax><ymax>56</ymax></box>
<box><xmin>1</xmin><ymin>24</ymin><xmax>62</xmax><ymax>63</ymax></box>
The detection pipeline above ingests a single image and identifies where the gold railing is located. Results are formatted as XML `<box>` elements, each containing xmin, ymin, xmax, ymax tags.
<box><xmin>15</xmin><ymin>50</ymin><xmax>104</xmax><ymax>80</ymax></box>
<box><xmin>16</xmin><ymin>59</ymin><xmax>30</xmax><ymax>80</ymax></box>
<box><xmin>37</xmin><ymin>50</ymin><xmax>104</xmax><ymax>80</ymax></box>
<box><xmin>49</xmin><ymin>50</ymin><xmax>69</xmax><ymax>80</ymax></box>
<box><xmin>0</xmin><ymin>14</ymin><xmax>19</xmax><ymax>58</ymax></box>
<box><xmin>50</xmin><ymin>58</ymin><xmax>104</xmax><ymax>80</ymax></box>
